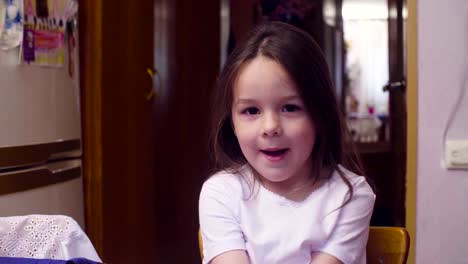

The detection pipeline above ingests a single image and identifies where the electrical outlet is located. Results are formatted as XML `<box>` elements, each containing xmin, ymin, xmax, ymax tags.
<box><xmin>445</xmin><ymin>140</ymin><xmax>468</xmax><ymax>169</ymax></box>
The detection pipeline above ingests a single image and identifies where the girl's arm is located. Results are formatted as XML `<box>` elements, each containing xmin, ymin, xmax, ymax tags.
<box><xmin>310</xmin><ymin>252</ymin><xmax>343</xmax><ymax>264</ymax></box>
<box><xmin>210</xmin><ymin>250</ymin><xmax>250</xmax><ymax>264</ymax></box>
<box><xmin>312</xmin><ymin>176</ymin><xmax>376</xmax><ymax>263</ymax></box>
<box><xmin>199</xmin><ymin>175</ymin><xmax>248</xmax><ymax>264</ymax></box>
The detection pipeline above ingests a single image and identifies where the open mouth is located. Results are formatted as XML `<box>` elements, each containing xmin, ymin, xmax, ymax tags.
<box><xmin>260</xmin><ymin>148</ymin><xmax>289</xmax><ymax>158</ymax></box>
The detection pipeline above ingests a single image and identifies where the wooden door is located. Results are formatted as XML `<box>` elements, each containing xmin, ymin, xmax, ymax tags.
<box><xmin>350</xmin><ymin>0</ymin><xmax>406</xmax><ymax>226</ymax></box>
<box><xmin>81</xmin><ymin>0</ymin><xmax>157</xmax><ymax>262</ymax></box>
<box><xmin>153</xmin><ymin>1</ymin><xmax>220</xmax><ymax>262</ymax></box>
<box><xmin>360</xmin><ymin>0</ymin><xmax>408</xmax><ymax>227</ymax></box>
<box><xmin>334</xmin><ymin>0</ymin><xmax>407</xmax><ymax>226</ymax></box>
<box><xmin>83</xmin><ymin>0</ymin><xmax>221</xmax><ymax>263</ymax></box>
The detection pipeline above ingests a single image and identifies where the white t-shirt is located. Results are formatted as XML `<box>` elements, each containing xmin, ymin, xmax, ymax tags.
<box><xmin>199</xmin><ymin>165</ymin><xmax>376</xmax><ymax>264</ymax></box>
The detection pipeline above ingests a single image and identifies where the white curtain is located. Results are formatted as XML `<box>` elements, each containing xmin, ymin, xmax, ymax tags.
<box><xmin>344</xmin><ymin>19</ymin><xmax>389</xmax><ymax>115</ymax></box>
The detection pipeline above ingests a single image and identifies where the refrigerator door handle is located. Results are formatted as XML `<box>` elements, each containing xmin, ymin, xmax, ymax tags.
<box><xmin>0</xmin><ymin>139</ymin><xmax>81</xmax><ymax>170</ymax></box>
<box><xmin>0</xmin><ymin>160</ymin><xmax>81</xmax><ymax>195</ymax></box>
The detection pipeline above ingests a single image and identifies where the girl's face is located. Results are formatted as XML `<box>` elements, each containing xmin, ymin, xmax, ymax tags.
<box><xmin>231</xmin><ymin>56</ymin><xmax>316</xmax><ymax>193</ymax></box>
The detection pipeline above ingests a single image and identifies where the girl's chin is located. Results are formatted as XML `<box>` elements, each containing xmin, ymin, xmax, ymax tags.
<box><xmin>254</xmin><ymin>168</ymin><xmax>292</xmax><ymax>183</ymax></box>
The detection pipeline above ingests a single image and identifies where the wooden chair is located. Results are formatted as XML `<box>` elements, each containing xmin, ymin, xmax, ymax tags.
<box><xmin>198</xmin><ymin>226</ymin><xmax>410</xmax><ymax>264</ymax></box>
<box><xmin>367</xmin><ymin>227</ymin><xmax>410</xmax><ymax>264</ymax></box>
<box><xmin>198</xmin><ymin>229</ymin><xmax>204</xmax><ymax>259</ymax></box>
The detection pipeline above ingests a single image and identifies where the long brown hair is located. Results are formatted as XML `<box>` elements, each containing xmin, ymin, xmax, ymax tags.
<box><xmin>209</xmin><ymin>21</ymin><xmax>370</xmax><ymax>203</ymax></box>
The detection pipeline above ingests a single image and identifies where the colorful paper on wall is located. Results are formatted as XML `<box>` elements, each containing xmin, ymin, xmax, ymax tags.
<box><xmin>22</xmin><ymin>0</ymin><xmax>77</xmax><ymax>67</ymax></box>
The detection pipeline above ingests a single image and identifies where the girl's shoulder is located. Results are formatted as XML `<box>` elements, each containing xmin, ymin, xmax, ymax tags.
<box><xmin>327</xmin><ymin>165</ymin><xmax>375</xmax><ymax>196</ymax></box>
<box><xmin>200</xmin><ymin>166</ymin><xmax>253</xmax><ymax>199</ymax></box>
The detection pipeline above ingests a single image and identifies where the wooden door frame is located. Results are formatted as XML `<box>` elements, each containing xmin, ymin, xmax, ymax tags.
<box><xmin>79</xmin><ymin>0</ymin><xmax>104</xmax><ymax>255</ymax></box>
<box><xmin>388</xmin><ymin>0</ymin><xmax>407</xmax><ymax>227</ymax></box>
<box><xmin>406</xmin><ymin>0</ymin><xmax>417</xmax><ymax>262</ymax></box>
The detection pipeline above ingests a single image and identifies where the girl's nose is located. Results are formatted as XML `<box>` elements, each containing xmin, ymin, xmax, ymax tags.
<box><xmin>262</xmin><ymin>112</ymin><xmax>282</xmax><ymax>137</ymax></box>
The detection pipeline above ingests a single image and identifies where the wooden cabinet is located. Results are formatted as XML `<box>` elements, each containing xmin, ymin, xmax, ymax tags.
<box><xmin>81</xmin><ymin>0</ymin><xmax>220</xmax><ymax>262</ymax></box>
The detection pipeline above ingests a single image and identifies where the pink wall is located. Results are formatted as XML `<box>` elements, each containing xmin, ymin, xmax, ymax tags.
<box><xmin>417</xmin><ymin>0</ymin><xmax>468</xmax><ymax>263</ymax></box>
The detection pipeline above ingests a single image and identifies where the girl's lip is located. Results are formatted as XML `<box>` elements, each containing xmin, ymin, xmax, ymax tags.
<box><xmin>262</xmin><ymin>147</ymin><xmax>285</xmax><ymax>151</ymax></box>
<box><xmin>260</xmin><ymin>148</ymin><xmax>289</xmax><ymax>162</ymax></box>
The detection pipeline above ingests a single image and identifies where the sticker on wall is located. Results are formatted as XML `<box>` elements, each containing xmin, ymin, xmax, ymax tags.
<box><xmin>0</xmin><ymin>0</ymin><xmax>23</xmax><ymax>50</ymax></box>
<box><xmin>0</xmin><ymin>1</ymin><xmax>5</xmax><ymax>37</ymax></box>
<box><xmin>21</xmin><ymin>0</ymin><xmax>76</xmax><ymax>67</ymax></box>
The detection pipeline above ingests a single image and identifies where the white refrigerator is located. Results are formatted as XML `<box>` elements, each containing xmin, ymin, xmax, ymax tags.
<box><xmin>0</xmin><ymin>27</ymin><xmax>85</xmax><ymax>226</ymax></box>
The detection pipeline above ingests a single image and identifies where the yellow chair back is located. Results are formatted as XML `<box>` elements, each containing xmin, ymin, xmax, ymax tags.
<box><xmin>198</xmin><ymin>229</ymin><xmax>204</xmax><ymax>259</ymax></box>
<box><xmin>367</xmin><ymin>227</ymin><xmax>410</xmax><ymax>264</ymax></box>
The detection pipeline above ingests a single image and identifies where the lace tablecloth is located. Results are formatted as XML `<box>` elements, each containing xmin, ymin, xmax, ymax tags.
<box><xmin>0</xmin><ymin>215</ymin><xmax>101</xmax><ymax>263</ymax></box>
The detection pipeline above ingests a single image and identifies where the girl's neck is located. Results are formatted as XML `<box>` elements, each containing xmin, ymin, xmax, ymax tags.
<box><xmin>253</xmin><ymin>164</ymin><xmax>331</xmax><ymax>202</ymax></box>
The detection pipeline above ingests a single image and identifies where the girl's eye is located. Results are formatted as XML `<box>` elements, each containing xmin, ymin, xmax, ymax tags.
<box><xmin>282</xmin><ymin>104</ymin><xmax>301</xmax><ymax>112</ymax></box>
<box><xmin>242</xmin><ymin>107</ymin><xmax>260</xmax><ymax>115</ymax></box>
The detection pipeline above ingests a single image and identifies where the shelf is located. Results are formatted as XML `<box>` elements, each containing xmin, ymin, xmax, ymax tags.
<box><xmin>346</xmin><ymin>141</ymin><xmax>392</xmax><ymax>154</ymax></box>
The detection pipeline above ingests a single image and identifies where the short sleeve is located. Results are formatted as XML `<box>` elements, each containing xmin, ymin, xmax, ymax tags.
<box><xmin>199</xmin><ymin>174</ymin><xmax>246</xmax><ymax>264</ymax></box>
<box><xmin>317</xmin><ymin>176</ymin><xmax>376</xmax><ymax>264</ymax></box>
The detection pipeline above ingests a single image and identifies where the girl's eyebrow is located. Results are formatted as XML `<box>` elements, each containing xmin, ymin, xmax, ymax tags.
<box><xmin>234</xmin><ymin>98</ymin><xmax>257</xmax><ymax>105</ymax></box>
<box><xmin>281</xmin><ymin>95</ymin><xmax>301</xmax><ymax>101</ymax></box>
<box><xmin>234</xmin><ymin>95</ymin><xmax>301</xmax><ymax>105</ymax></box>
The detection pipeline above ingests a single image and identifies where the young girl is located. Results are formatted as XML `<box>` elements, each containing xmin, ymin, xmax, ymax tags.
<box><xmin>199</xmin><ymin>22</ymin><xmax>375</xmax><ymax>264</ymax></box>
